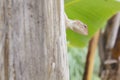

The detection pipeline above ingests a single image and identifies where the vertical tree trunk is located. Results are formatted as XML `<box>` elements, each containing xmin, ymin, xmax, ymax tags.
<box><xmin>0</xmin><ymin>0</ymin><xmax>69</xmax><ymax>80</ymax></box>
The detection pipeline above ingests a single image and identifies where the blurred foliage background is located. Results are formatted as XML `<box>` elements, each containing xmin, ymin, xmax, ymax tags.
<box><xmin>65</xmin><ymin>0</ymin><xmax>120</xmax><ymax>80</ymax></box>
<box><xmin>68</xmin><ymin>47</ymin><xmax>100</xmax><ymax>80</ymax></box>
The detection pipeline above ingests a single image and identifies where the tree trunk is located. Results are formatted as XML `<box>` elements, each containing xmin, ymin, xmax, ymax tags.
<box><xmin>0</xmin><ymin>0</ymin><xmax>69</xmax><ymax>80</ymax></box>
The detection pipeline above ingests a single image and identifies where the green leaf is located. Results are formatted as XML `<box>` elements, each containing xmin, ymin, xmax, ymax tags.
<box><xmin>65</xmin><ymin>0</ymin><xmax>120</xmax><ymax>47</ymax></box>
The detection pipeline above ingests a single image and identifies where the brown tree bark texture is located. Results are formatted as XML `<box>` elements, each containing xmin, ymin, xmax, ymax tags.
<box><xmin>0</xmin><ymin>0</ymin><xmax>69</xmax><ymax>80</ymax></box>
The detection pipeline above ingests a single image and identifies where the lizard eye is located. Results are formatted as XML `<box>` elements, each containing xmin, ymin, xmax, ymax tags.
<box><xmin>84</xmin><ymin>25</ymin><xmax>87</xmax><ymax>28</ymax></box>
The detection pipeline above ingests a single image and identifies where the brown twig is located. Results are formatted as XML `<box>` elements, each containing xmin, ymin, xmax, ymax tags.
<box><xmin>83</xmin><ymin>31</ymin><xmax>100</xmax><ymax>80</ymax></box>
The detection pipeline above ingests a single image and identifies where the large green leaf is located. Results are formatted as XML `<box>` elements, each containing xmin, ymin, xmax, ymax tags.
<box><xmin>65</xmin><ymin>0</ymin><xmax>120</xmax><ymax>47</ymax></box>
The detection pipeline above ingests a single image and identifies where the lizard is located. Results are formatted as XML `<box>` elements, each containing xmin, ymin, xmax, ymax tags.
<box><xmin>65</xmin><ymin>13</ymin><xmax>88</xmax><ymax>35</ymax></box>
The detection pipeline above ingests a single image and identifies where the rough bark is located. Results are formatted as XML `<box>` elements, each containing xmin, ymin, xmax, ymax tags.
<box><xmin>0</xmin><ymin>0</ymin><xmax>69</xmax><ymax>80</ymax></box>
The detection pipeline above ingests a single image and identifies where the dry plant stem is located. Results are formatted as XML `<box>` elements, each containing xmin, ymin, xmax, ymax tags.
<box><xmin>106</xmin><ymin>12</ymin><xmax>120</xmax><ymax>49</ymax></box>
<box><xmin>98</xmin><ymin>12</ymin><xmax>120</xmax><ymax>80</ymax></box>
<box><xmin>83</xmin><ymin>30</ymin><xmax>100</xmax><ymax>80</ymax></box>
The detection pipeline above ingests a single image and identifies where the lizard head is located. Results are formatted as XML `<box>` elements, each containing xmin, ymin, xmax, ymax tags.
<box><xmin>71</xmin><ymin>20</ymin><xmax>88</xmax><ymax>35</ymax></box>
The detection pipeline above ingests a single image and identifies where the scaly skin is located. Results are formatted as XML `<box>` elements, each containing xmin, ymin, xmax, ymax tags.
<box><xmin>65</xmin><ymin>13</ymin><xmax>88</xmax><ymax>35</ymax></box>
